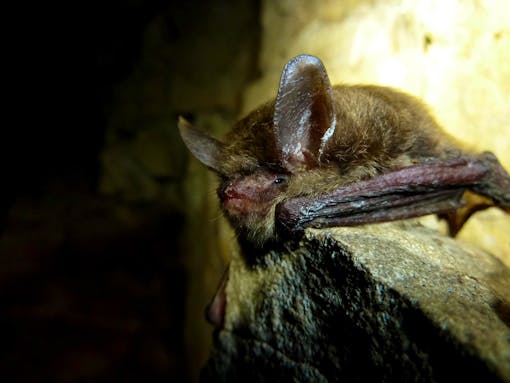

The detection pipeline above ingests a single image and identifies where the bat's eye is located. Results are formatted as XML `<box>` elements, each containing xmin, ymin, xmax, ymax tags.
<box><xmin>274</xmin><ymin>176</ymin><xmax>287</xmax><ymax>185</ymax></box>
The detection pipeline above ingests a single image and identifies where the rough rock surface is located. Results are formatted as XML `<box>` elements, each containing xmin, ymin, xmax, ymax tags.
<box><xmin>201</xmin><ymin>222</ymin><xmax>510</xmax><ymax>382</ymax></box>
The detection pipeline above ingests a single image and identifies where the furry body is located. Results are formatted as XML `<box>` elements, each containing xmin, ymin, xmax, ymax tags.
<box><xmin>179</xmin><ymin>55</ymin><xmax>509</xmax><ymax>251</ymax></box>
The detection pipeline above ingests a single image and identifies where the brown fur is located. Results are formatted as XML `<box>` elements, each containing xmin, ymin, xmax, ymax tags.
<box><xmin>180</xmin><ymin>56</ymin><xmax>509</xmax><ymax>252</ymax></box>
<box><xmin>211</xmin><ymin>85</ymin><xmax>464</xmax><ymax>248</ymax></box>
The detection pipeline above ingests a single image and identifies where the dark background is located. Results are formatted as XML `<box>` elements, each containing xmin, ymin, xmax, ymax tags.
<box><xmin>2</xmin><ymin>1</ymin><xmax>260</xmax><ymax>381</ymax></box>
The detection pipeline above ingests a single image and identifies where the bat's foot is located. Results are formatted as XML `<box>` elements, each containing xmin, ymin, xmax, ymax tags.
<box><xmin>440</xmin><ymin>191</ymin><xmax>494</xmax><ymax>236</ymax></box>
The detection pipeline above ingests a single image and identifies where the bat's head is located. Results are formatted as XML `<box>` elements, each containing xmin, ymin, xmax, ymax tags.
<box><xmin>178</xmin><ymin>115</ymin><xmax>291</xmax><ymax>247</ymax></box>
<box><xmin>178</xmin><ymin>54</ymin><xmax>337</xmax><ymax>248</ymax></box>
<box><xmin>218</xmin><ymin>170</ymin><xmax>290</xmax><ymax>246</ymax></box>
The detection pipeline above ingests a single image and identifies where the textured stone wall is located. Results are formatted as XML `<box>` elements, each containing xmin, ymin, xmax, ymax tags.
<box><xmin>241</xmin><ymin>0</ymin><xmax>510</xmax><ymax>264</ymax></box>
<box><xmin>203</xmin><ymin>223</ymin><xmax>510</xmax><ymax>382</ymax></box>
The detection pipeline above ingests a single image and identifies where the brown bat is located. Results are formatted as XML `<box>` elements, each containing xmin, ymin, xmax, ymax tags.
<box><xmin>179</xmin><ymin>54</ymin><xmax>510</xmax><ymax>255</ymax></box>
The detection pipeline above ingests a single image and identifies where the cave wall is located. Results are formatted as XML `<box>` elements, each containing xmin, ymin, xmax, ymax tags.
<box><xmin>2</xmin><ymin>1</ymin><xmax>261</xmax><ymax>383</ymax></box>
<box><xmin>97</xmin><ymin>1</ymin><xmax>261</xmax><ymax>381</ymax></box>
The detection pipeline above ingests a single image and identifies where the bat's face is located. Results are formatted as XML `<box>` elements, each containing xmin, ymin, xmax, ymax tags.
<box><xmin>217</xmin><ymin>170</ymin><xmax>289</xmax><ymax>246</ymax></box>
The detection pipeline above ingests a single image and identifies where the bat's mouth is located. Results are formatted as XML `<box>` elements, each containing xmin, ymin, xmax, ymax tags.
<box><xmin>223</xmin><ymin>195</ymin><xmax>250</xmax><ymax>209</ymax></box>
<box><xmin>219</xmin><ymin>188</ymin><xmax>253</xmax><ymax>214</ymax></box>
<box><xmin>222</xmin><ymin>195</ymin><xmax>267</xmax><ymax>217</ymax></box>
<box><xmin>205</xmin><ymin>266</ymin><xmax>229</xmax><ymax>329</ymax></box>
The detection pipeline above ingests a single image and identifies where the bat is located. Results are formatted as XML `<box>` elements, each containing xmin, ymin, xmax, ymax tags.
<box><xmin>178</xmin><ymin>54</ymin><xmax>510</xmax><ymax>255</ymax></box>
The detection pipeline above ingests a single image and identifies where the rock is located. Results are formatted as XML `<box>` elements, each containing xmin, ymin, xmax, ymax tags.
<box><xmin>99</xmin><ymin>143</ymin><xmax>161</xmax><ymax>202</ymax></box>
<box><xmin>131</xmin><ymin>126</ymin><xmax>185</xmax><ymax>179</ymax></box>
<box><xmin>201</xmin><ymin>222</ymin><xmax>510</xmax><ymax>382</ymax></box>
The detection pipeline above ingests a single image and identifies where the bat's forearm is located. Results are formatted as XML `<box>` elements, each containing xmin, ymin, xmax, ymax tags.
<box><xmin>277</xmin><ymin>189</ymin><xmax>465</xmax><ymax>234</ymax></box>
<box><xmin>276</xmin><ymin>156</ymin><xmax>499</xmax><ymax>236</ymax></box>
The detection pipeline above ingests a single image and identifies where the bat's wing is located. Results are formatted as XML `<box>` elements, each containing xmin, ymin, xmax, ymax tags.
<box><xmin>276</xmin><ymin>153</ymin><xmax>510</xmax><ymax>237</ymax></box>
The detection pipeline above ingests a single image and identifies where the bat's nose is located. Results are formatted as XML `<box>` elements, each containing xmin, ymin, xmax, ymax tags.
<box><xmin>219</xmin><ymin>179</ymin><xmax>255</xmax><ymax>202</ymax></box>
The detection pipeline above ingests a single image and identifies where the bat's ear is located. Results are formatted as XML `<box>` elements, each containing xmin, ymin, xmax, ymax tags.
<box><xmin>178</xmin><ymin>116</ymin><xmax>226</xmax><ymax>175</ymax></box>
<box><xmin>274</xmin><ymin>54</ymin><xmax>336</xmax><ymax>172</ymax></box>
